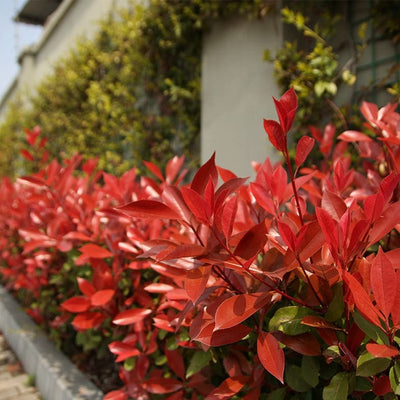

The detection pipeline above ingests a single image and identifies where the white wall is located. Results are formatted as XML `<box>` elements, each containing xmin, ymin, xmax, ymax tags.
<box><xmin>201</xmin><ymin>14</ymin><xmax>283</xmax><ymax>178</ymax></box>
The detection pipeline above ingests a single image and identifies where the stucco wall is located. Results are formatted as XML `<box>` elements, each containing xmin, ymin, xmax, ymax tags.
<box><xmin>201</xmin><ymin>14</ymin><xmax>283</xmax><ymax>178</ymax></box>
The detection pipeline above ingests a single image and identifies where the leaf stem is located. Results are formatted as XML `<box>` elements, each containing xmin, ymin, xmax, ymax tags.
<box><xmin>284</xmin><ymin>149</ymin><xmax>304</xmax><ymax>226</ymax></box>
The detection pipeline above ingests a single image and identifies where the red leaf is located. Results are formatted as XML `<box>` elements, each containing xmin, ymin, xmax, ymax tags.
<box><xmin>166</xmin><ymin>155</ymin><xmax>185</xmax><ymax>185</ymax></box>
<box><xmin>108</xmin><ymin>340</ymin><xmax>140</xmax><ymax>362</ymax></box>
<box><xmin>61</xmin><ymin>296</ymin><xmax>91</xmax><ymax>313</ymax></box>
<box><xmin>257</xmin><ymin>331</ymin><xmax>285</xmax><ymax>383</ymax></box>
<box><xmin>295</xmin><ymin>136</ymin><xmax>315</xmax><ymax>167</ymax></box>
<box><xmin>338</xmin><ymin>130</ymin><xmax>373</xmax><ymax>142</ymax></box>
<box><xmin>143</xmin><ymin>160</ymin><xmax>164</xmax><ymax>181</ymax></box>
<box><xmin>205</xmin><ymin>376</ymin><xmax>247</xmax><ymax>400</ymax></box>
<box><xmin>391</xmin><ymin>270</ymin><xmax>400</xmax><ymax>327</ymax></box>
<box><xmin>117</xmin><ymin>200</ymin><xmax>180</xmax><ymax>220</ymax></box>
<box><xmin>364</xmin><ymin>192</ymin><xmax>384</xmax><ymax>223</ymax></box>
<box><xmin>250</xmin><ymin>182</ymin><xmax>275</xmax><ymax>214</ymax></box>
<box><xmin>104</xmin><ymin>390</ymin><xmax>128</xmax><ymax>400</ymax></box>
<box><xmin>181</xmin><ymin>187</ymin><xmax>211</xmax><ymax>224</ymax></box>
<box><xmin>185</xmin><ymin>266</ymin><xmax>211</xmax><ymax>304</ymax></box>
<box><xmin>191</xmin><ymin>152</ymin><xmax>218</xmax><ymax>195</ymax></box>
<box><xmin>234</xmin><ymin>222</ymin><xmax>267</xmax><ymax>260</ymax></box>
<box><xmin>360</xmin><ymin>101</ymin><xmax>378</xmax><ymax>124</ymax></box>
<box><xmin>368</xmin><ymin>201</ymin><xmax>400</xmax><ymax>246</ymax></box>
<box><xmin>217</xmin><ymin>166</ymin><xmax>237</xmax><ymax>182</ymax></box>
<box><xmin>263</xmin><ymin>119</ymin><xmax>286</xmax><ymax>152</ymax></box>
<box><xmin>272</xmin><ymin>331</ymin><xmax>320</xmax><ymax>356</ymax></box>
<box><xmin>220</xmin><ymin>196</ymin><xmax>238</xmax><ymax>239</ymax></box>
<box><xmin>316</xmin><ymin>207</ymin><xmax>338</xmax><ymax>249</ymax></box>
<box><xmin>278</xmin><ymin>221</ymin><xmax>296</xmax><ymax>252</ymax></box>
<box><xmin>20</xmin><ymin>149</ymin><xmax>34</xmax><ymax>161</ymax></box>
<box><xmin>370</xmin><ymin>248</ymin><xmax>396</xmax><ymax>319</ymax></box>
<box><xmin>72</xmin><ymin>312</ymin><xmax>106</xmax><ymax>330</ymax></box>
<box><xmin>162</xmin><ymin>186</ymin><xmax>192</xmax><ymax>221</ymax></box>
<box><xmin>77</xmin><ymin>277</ymin><xmax>95</xmax><ymax>297</ymax></box>
<box><xmin>91</xmin><ymin>289</ymin><xmax>115</xmax><ymax>306</ymax></box>
<box><xmin>343</xmin><ymin>271</ymin><xmax>383</xmax><ymax>328</ymax></box>
<box><xmin>214</xmin><ymin>293</ymin><xmax>273</xmax><ymax>330</ymax></box>
<box><xmin>79</xmin><ymin>244</ymin><xmax>113</xmax><ymax>259</ymax></box>
<box><xmin>113</xmin><ymin>308</ymin><xmax>152</xmax><ymax>325</ymax></box>
<box><xmin>144</xmin><ymin>283</ymin><xmax>174</xmax><ymax>293</ymax></box>
<box><xmin>367</xmin><ymin>343</ymin><xmax>398</xmax><ymax>358</ymax></box>
<box><xmin>165</xmin><ymin>348</ymin><xmax>185</xmax><ymax>380</ymax></box>
<box><xmin>194</xmin><ymin>323</ymin><xmax>251</xmax><ymax>346</ymax></box>
<box><xmin>63</xmin><ymin>231</ymin><xmax>92</xmax><ymax>241</ymax></box>
<box><xmin>321</xmin><ymin>190</ymin><xmax>347</xmax><ymax>221</ymax></box>
<box><xmin>373</xmin><ymin>375</ymin><xmax>392</xmax><ymax>396</ymax></box>
<box><xmin>273</xmin><ymin>87</ymin><xmax>298</xmax><ymax>133</ymax></box>
<box><xmin>142</xmin><ymin>378</ymin><xmax>183</xmax><ymax>394</ymax></box>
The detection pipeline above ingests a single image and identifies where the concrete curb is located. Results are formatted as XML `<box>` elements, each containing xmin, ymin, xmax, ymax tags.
<box><xmin>0</xmin><ymin>287</ymin><xmax>103</xmax><ymax>400</ymax></box>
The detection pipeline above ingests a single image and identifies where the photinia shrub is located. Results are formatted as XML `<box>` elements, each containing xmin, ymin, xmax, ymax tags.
<box><xmin>1</xmin><ymin>88</ymin><xmax>400</xmax><ymax>399</ymax></box>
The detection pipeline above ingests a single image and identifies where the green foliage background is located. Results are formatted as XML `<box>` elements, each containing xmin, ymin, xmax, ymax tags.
<box><xmin>0</xmin><ymin>0</ymin><xmax>272</xmax><ymax>178</ymax></box>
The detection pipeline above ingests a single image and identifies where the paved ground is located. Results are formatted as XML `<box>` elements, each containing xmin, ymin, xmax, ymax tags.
<box><xmin>0</xmin><ymin>333</ymin><xmax>41</xmax><ymax>400</ymax></box>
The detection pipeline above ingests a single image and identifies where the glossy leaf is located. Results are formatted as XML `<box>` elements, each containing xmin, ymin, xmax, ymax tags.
<box><xmin>234</xmin><ymin>222</ymin><xmax>267</xmax><ymax>260</ymax></box>
<box><xmin>214</xmin><ymin>292</ymin><xmax>273</xmax><ymax>330</ymax></box>
<box><xmin>186</xmin><ymin>351</ymin><xmax>211</xmax><ymax>379</ymax></box>
<box><xmin>356</xmin><ymin>351</ymin><xmax>391</xmax><ymax>377</ymax></box>
<box><xmin>273</xmin><ymin>331</ymin><xmax>320</xmax><ymax>356</ymax></box>
<box><xmin>117</xmin><ymin>200</ymin><xmax>180</xmax><ymax>220</ymax></box>
<box><xmin>322</xmin><ymin>372</ymin><xmax>349</xmax><ymax>400</ymax></box>
<box><xmin>269</xmin><ymin>306</ymin><xmax>315</xmax><ymax>335</ymax></box>
<box><xmin>142</xmin><ymin>377</ymin><xmax>183</xmax><ymax>394</ymax></box>
<box><xmin>370</xmin><ymin>248</ymin><xmax>396</xmax><ymax>319</ymax></box>
<box><xmin>338</xmin><ymin>130</ymin><xmax>373</xmax><ymax>142</ymax></box>
<box><xmin>257</xmin><ymin>331</ymin><xmax>285</xmax><ymax>383</ymax></box>
<box><xmin>205</xmin><ymin>376</ymin><xmax>247</xmax><ymax>400</ymax></box>
<box><xmin>295</xmin><ymin>136</ymin><xmax>315</xmax><ymax>167</ymax></box>
<box><xmin>61</xmin><ymin>296</ymin><xmax>91</xmax><ymax>313</ymax></box>
<box><xmin>90</xmin><ymin>289</ymin><xmax>115</xmax><ymax>306</ymax></box>
<box><xmin>343</xmin><ymin>271</ymin><xmax>383</xmax><ymax>328</ymax></box>
<box><xmin>273</xmin><ymin>87</ymin><xmax>298</xmax><ymax>133</ymax></box>
<box><xmin>112</xmin><ymin>308</ymin><xmax>152</xmax><ymax>325</ymax></box>
<box><xmin>191</xmin><ymin>152</ymin><xmax>218</xmax><ymax>195</ymax></box>
<box><xmin>79</xmin><ymin>244</ymin><xmax>113</xmax><ymax>259</ymax></box>
<box><xmin>263</xmin><ymin>119</ymin><xmax>286</xmax><ymax>152</ymax></box>
<box><xmin>366</xmin><ymin>343</ymin><xmax>398</xmax><ymax>358</ymax></box>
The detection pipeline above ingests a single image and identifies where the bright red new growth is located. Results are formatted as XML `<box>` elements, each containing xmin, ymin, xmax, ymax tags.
<box><xmin>2</xmin><ymin>89</ymin><xmax>400</xmax><ymax>398</ymax></box>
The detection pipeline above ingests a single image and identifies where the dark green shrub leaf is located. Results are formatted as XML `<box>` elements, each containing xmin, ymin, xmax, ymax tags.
<box><xmin>269</xmin><ymin>306</ymin><xmax>316</xmax><ymax>335</ymax></box>
<box><xmin>356</xmin><ymin>351</ymin><xmax>391</xmax><ymax>377</ymax></box>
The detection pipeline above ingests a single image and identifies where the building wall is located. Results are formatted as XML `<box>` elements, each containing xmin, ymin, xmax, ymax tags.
<box><xmin>201</xmin><ymin>14</ymin><xmax>283</xmax><ymax>178</ymax></box>
<box><xmin>0</xmin><ymin>0</ymin><xmax>132</xmax><ymax>119</ymax></box>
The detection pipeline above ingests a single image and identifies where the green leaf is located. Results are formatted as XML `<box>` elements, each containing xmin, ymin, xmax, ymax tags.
<box><xmin>301</xmin><ymin>356</ymin><xmax>319</xmax><ymax>387</ymax></box>
<box><xmin>269</xmin><ymin>306</ymin><xmax>316</xmax><ymax>335</ymax></box>
<box><xmin>356</xmin><ymin>351</ymin><xmax>391</xmax><ymax>377</ymax></box>
<box><xmin>315</xmin><ymin>81</ymin><xmax>325</xmax><ymax>97</ymax></box>
<box><xmin>389</xmin><ymin>361</ymin><xmax>400</xmax><ymax>395</ymax></box>
<box><xmin>285</xmin><ymin>364</ymin><xmax>312</xmax><ymax>392</ymax></box>
<box><xmin>355</xmin><ymin>376</ymin><xmax>372</xmax><ymax>392</ymax></box>
<box><xmin>124</xmin><ymin>357</ymin><xmax>136</xmax><ymax>372</ymax></box>
<box><xmin>326</xmin><ymin>283</ymin><xmax>344</xmax><ymax>322</ymax></box>
<box><xmin>323</xmin><ymin>372</ymin><xmax>349</xmax><ymax>400</ymax></box>
<box><xmin>342</xmin><ymin>69</ymin><xmax>356</xmax><ymax>86</ymax></box>
<box><xmin>266</xmin><ymin>387</ymin><xmax>286</xmax><ymax>400</ymax></box>
<box><xmin>186</xmin><ymin>351</ymin><xmax>211</xmax><ymax>379</ymax></box>
<box><xmin>353</xmin><ymin>311</ymin><xmax>389</xmax><ymax>345</ymax></box>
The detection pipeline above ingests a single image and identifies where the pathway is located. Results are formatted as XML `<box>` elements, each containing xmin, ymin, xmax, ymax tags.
<box><xmin>0</xmin><ymin>333</ymin><xmax>41</xmax><ymax>400</ymax></box>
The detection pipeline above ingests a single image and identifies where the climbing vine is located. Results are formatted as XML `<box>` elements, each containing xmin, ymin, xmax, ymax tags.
<box><xmin>0</xmin><ymin>0</ymin><xmax>274</xmax><ymax>178</ymax></box>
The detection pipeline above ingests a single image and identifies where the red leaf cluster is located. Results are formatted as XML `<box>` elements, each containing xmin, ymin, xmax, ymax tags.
<box><xmin>2</xmin><ymin>90</ymin><xmax>400</xmax><ymax>398</ymax></box>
